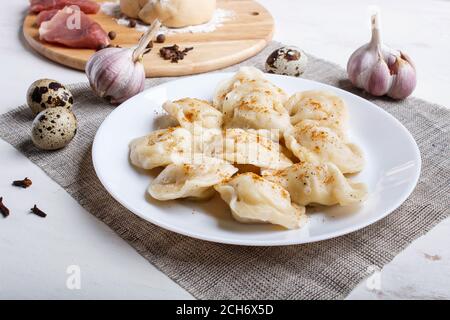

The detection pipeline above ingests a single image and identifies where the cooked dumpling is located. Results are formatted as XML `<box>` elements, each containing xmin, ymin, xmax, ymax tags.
<box><xmin>213</xmin><ymin>67</ymin><xmax>291</xmax><ymax>132</ymax></box>
<box><xmin>213</xmin><ymin>66</ymin><xmax>263</xmax><ymax>108</ymax></box>
<box><xmin>214</xmin><ymin>173</ymin><xmax>307</xmax><ymax>229</ymax></box>
<box><xmin>245</xmin><ymin>128</ymin><xmax>281</xmax><ymax>142</ymax></box>
<box><xmin>284</xmin><ymin>120</ymin><xmax>364</xmax><ymax>174</ymax></box>
<box><xmin>209</xmin><ymin>128</ymin><xmax>293</xmax><ymax>170</ymax></box>
<box><xmin>149</xmin><ymin>158</ymin><xmax>238</xmax><ymax>201</ymax></box>
<box><xmin>213</xmin><ymin>67</ymin><xmax>282</xmax><ymax>109</ymax></box>
<box><xmin>190</xmin><ymin>127</ymin><xmax>224</xmax><ymax>157</ymax></box>
<box><xmin>284</xmin><ymin>90</ymin><xmax>348</xmax><ymax>135</ymax></box>
<box><xmin>129</xmin><ymin>127</ymin><xmax>192</xmax><ymax>170</ymax></box>
<box><xmin>163</xmin><ymin>98</ymin><xmax>223</xmax><ymax>131</ymax></box>
<box><xmin>221</xmin><ymin>81</ymin><xmax>291</xmax><ymax>131</ymax></box>
<box><xmin>263</xmin><ymin>161</ymin><xmax>368</xmax><ymax>206</ymax></box>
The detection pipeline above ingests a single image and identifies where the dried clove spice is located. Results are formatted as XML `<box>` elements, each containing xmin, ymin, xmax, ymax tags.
<box><xmin>30</xmin><ymin>205</ymin><xmax>47</xmax><ymax>218</ymax></box>
<box><xmin>12</xmin><ymin>177</ymin><xmax>32</xmax><ymax>189</ymax></box>
<box><xmin>159</xmin><ymin>45</ymin><xmax>193</xmax><ymax>63</ymax></box>
<box><xmin>0</xmin><ymin>197</ymin><xmax>10</xmax><ymax>218</ymax></box>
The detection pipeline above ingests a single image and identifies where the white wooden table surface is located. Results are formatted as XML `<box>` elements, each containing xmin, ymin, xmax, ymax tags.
<box><xmin>0</xmin><ymin>0</ymin><xmax>449</xmax><ymax>299</ymax></box>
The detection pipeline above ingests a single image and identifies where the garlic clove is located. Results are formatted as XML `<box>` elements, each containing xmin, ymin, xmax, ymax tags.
<box><xmin>366</xmin><ymin>55</ymin><xmax>391</xmax><ymax>96</ymax></box>
<box><xmin>109</xmin><ymin>61</ymin><xmax>146</xmax><ymax>104</ymax></box>
<box><xmin>347</xmin><ymin>44</ymin><xmax>378</xmax><ymax>85</ymax></box>
<box><xmin>387</xmin><ymin>53</ymin><xmax>417</xmax><ymax>100</ymax></box>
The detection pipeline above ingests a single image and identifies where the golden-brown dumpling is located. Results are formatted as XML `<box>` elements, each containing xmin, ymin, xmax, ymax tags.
<box><xmin>245</xmin><ymin>128</ymin><xmax>281</xmax><ymax>142</ymax></box>
<box><xmin>163</xmin><ymin>98</ymin><xmax>223</xmax><ymax>131</ymax></box>
<box><xmin>148</xmin><ymin>158</ymin><xmax>238</xmax><ymax>201</ymax></box>
<box><xmin>284</xmin><ymin>120</ymin><xmax>364</xmax><ymax>174</ymax></box>
<box><xmin>221</xmin><ymin>81</ymin><xmax>291</xmax><ymax>131</ymax></box>
<box><xmin>263</xmin><ymin>161</ymin><xmax>368</xmax><ymax>206</ymax></box>
<box><xmin>213</xmin><ymin>67</ymin><xmax>279</xmax><ymax>109</ymax></box>
<box><xmin>208</xmin><ymin>128</ymin><xmax>293</xmax><ymax>170</ymax></box>
<box><xmin>214</xmin><ymin>173</ymin><xmax>307</xmax><ymax>229</ymax></box>
<box><xmin>284</xmin><ymin>90</ymin><xmax>348</xmax><ymax>135</ymax></box>
<box><xmin>129</xmin><ymin>127</ymin><xmax>192</xmax><ymax>170</ymax></box>
<box><xmin>213</xmin><ymin>67</ymin><xmax>290</xmax><ymax>132</ymax></box>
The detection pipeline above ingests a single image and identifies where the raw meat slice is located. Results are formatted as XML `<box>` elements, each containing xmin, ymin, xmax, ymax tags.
<box><xmin>36</xmin><ymin>9</ymin><xmax>59</xmax><ymax>27</ymax></box>
<box><xmin>39</xmin><ymin>7</ymin><xmax>109</xmax><ymax>50</ymax></box>
<box><xmin>30</xmin><ymin>0</ymin><xmax>100</xmax><ymax>14</ymax></box>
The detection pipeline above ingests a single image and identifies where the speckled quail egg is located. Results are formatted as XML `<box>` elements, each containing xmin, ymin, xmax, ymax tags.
<box><xmin>265</xmin><ymin>46</ymin><xmax>308</xmax><ymax>77</ymax></box>
<box><xmin>31</xmin><ymin>107</ymin><xmax>78</xmax><ymax>150</ymax></box>
<box><xmin>27</xmin><ymin>79</ymin><xmax>73</xmax><ymax>115</ymax></box>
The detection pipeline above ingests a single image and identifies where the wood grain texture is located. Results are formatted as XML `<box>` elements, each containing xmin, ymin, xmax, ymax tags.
<box><xmin>23</xmin><ymin>0</ymin><xmax>274</xmax><ymax>77</ymax></box>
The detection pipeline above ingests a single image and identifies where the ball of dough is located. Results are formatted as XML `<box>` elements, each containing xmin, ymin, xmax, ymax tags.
<box><xmin>120</xmin><ymin>0</ymin><xmax>148</xmax><ymax>19</ymax></box>
<box><xmin>120</xmin><ymin>0</ymin><xmax>216</xmax><ymax>28</ymax></box>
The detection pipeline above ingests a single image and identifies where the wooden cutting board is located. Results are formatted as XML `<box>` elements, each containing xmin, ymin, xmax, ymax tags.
<box><xmin>23</xmin><ymin>0</ymin><xmax>274</xmax><ymax>77</ymax></box>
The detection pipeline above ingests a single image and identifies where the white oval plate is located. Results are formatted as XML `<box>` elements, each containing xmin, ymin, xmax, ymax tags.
<box><xmin>92</xmin><ymin>73</ymin><xmax>421</xmax><ymax>246</ymax></box>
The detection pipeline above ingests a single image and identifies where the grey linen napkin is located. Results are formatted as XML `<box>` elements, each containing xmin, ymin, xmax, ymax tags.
<box><xmin>0</xmin><ymin>42</ymin><xmax>449</xmax><ymax>299</ymax></box>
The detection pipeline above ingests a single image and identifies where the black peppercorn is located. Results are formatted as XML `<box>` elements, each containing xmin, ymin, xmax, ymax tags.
<box><xmin>156</xmin><ymin>34</ymin><xmax>166</xmax><ymax>44</ymax></box>
<box><xmin>108</xmin><ymin>31</ymin><xmax>117</xmax><ymax>40</ymax></box>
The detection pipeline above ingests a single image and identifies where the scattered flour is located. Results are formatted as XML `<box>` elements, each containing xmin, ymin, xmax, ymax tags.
<box><xmin>100</xmin><ymin>1</ymin><xmax>121</xmax><ymax>16</ymax></box>
<box><xmin>101</xmin><ymin>1</ymin><xmax>235</xmax><ymax>35</ymax></box>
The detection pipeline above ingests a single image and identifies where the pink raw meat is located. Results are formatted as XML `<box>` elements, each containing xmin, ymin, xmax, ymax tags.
<box><xmin>36</xmin><ymin>9</ymin><xmax>59</xmax><ymax>27</ymax></box>
<box><xmin>39</xmin><ymin>7</ymin><xmax>109</xmax><ymax>50</ymax></box>
<box><xmin>30</xmin><ymin>0</ymin><xmax>100</xmax><ymax>14</ymax></box>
